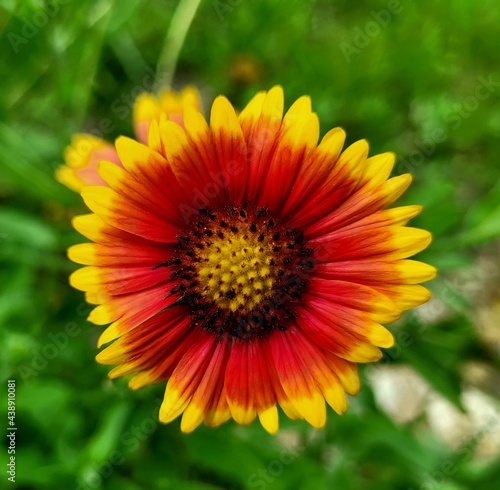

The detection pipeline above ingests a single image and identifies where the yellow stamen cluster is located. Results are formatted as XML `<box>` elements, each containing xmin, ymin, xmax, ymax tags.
<box><xmin>197</xmin><ymin>232</ymin><xmax>275</xmax><ymax>312</ymax></box>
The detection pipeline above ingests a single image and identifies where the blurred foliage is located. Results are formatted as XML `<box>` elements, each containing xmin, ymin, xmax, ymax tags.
<box><xmin>1</xmin><ymin>0</ymin><xmax>499</xmax><ymax>489</ymax></box>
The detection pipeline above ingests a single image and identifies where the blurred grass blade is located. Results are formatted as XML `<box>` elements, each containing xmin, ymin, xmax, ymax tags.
<box><xmin>459</xmin><ymin>177</ymin><xmax>500</xmax><ymax>245</ymax></box>
<box><xmin>154</xmin><ymin>0</ymin><xmax>202</xmax><ymax>90</ymax></box>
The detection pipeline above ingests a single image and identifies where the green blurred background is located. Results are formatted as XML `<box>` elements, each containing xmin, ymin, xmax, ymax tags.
<box><xmin>1</xmin><ymin>0</ymin><xmax>500</xmax><ymax>489</ymax></box>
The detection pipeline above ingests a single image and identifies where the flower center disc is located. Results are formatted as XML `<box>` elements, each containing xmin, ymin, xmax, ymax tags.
<box><xmin>198</xmin><ymin>229</ymin><xmax>274</xmax><ymax>313</ymax></box>
<box><xmin>163</xmin><ymin>207</ymin><xmax>315</xmax><ymax>341</ymax></box>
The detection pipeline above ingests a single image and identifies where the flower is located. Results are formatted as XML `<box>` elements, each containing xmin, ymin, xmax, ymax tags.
<box><xmin>56</xmin><ymin>86</ymin><xmax>202</xmax><ymax>192</ymax></box>
<box><xmin>68</xmin><ymin>86</ymin><xmax>436</xmax><ymax>434</ymax></box>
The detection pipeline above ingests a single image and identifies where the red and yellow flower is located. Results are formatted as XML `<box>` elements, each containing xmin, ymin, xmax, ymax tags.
<box><xmin>67</xmin><ymin>86</ymin><xmax>436</xmax><ymax>434</ymax></box>
<box><xmin>56</xmin><ymin>86</ymin><xmax>201</xmax><ymax>192</ymax></box>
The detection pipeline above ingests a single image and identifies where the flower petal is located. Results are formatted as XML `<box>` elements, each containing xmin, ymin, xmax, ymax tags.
<box><xmin>159</xmin><ymin>332</ymin><xmax>217</xmax><ymax>425</ymax></box>
<box><xmin>57</xmin><ymin>134</ymin><xmax>121</xmax><ymax>191</ymax></box>
<box><xmin>270</xmin><ymin>328</ymin><xmax>327</xmax><ymax>429</ymax></box>
<box><xmin>181</xmin><ymin>338</ymin><xmax>230</xmax><ymax>433</ymax></box>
